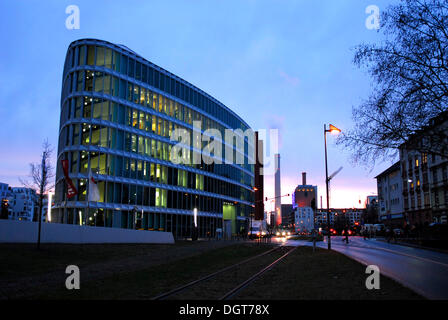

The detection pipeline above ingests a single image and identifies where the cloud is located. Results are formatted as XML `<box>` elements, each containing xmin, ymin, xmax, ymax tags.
<box><xmin>278</xmin><ymin>70</ymin><xmax>300</xmax><ymax>86</ymax></box>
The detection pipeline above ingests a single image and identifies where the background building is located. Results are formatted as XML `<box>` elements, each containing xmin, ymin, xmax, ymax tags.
<box><xmin>430</xmin><ymin>153</ymin><xmax>448</xmax><ymax>224</ymax></box>
<box><xmin>315</xmin><ymin>208</ymin><xmax>363</xmax><ymax>228</ymax></box>
<box><xmin>399</xmin><ymin>112</ymin><xmax>448</xmax><ymax>226</ymax></box>
<box><xmin>254</xmin><ymin>131</ymin><xmax>264</xmax><ymax>221</ymax></box>
<box><xmin>53</xmin><ymin>39</ymin><xmax>255</xmax><ymax>238</ymax></box>
<box><xmin>292</xmin><ymin>172</ymin><xmax>317</xmax><ymax>210</ymax></box>
<box><xmin>295</xmin><ymin>207</ymin><xmax>314</xmax><ymax>233</ymax></box>
<box><xmin>376</xmin><ymin>162</ymin><xmax>404</xmax><ymax>226</ymax></box>
<box><xmin>274</xmin><ymin>154</ymin><xmax>281</xmax><ymax>226</ymax></box>
<box><xmin>281</xmin><ymin>204</ymin><xmax>294</xmax><ymax>228</ymax></box>
<box><xmin>8</xmin><ymin>187</ymin><xmax>37</xmax><ymax>221</ymax></box>
<box><xmin>0</xmin><ymin>183</ymin><xmax>12</xmax><ymax>219</ymax></box>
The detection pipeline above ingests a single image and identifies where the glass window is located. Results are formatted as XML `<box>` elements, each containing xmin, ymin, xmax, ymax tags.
<box><xmin>87</xmin><ymin>46</ymin><xmax>95</xmax><ymax>65</ymax></box>
<box><xmin>91</xmin><ymin>125</ymin><xmax>100</xmax><ymax>146</ymax></box>
<box><xmin>74</xmin><ymin>98</ymin><xmax>82</xmax><ymax>118</ymax></box>
<box><xmin>145</xmin><ymin>113</ymin><xmax>151</xmax><ymax>132</ymax></box>
<box><xmin>92</xmin><ymin>98</ymin><xmax>102</xmax><ymax>119</ymax></box>
<box><xmin>136</xmin><ymin>62</ymin><xmax>141</xmax><ymax>81</ymax></box>
<box><xmin>152</xmin><ymin>93</ymin><xmax>157</xmax><ymax>110</ymax></box>
<box><xmin>133</xmin><ymin>85</ymin><xmax>139</xmax><ymax>104</ymax></box>
<box><xmin>113</xmin><ymin>50</ymin><xmax>120</xmax><ymax>72</ymax></box>
<box><xmin>83</xmin><ymin>98</ymin><xmax>92</xmax><ymax>118</ymax></box>
<box><xmin>128</xmin><ymin>58</ymin><xmax>135</xmax><ymax>78</ymax></box>
<box><xmin>138</xmin><ymin>136</ymin><xmax>144</xmax><ymax>155</ymax></box>
<box><xmin>127</xmin><ymin>82</ymin><xmax>133</xmax><ymax>101</ymax></box>
<box><xmin>90</xmin><ymin>152</ymin><xmax>99</xmax><ymax>171</ymax></box>
<box><xmin>94</xmin><ymin>72</ymin><xmax>103</xmax><ymax>92</ymax></box>
<box><xmin>80</xmin><ymin>151</ymin><xmax>88</xmax><ymax>173</ymax></box>
<box><xmin>100</xmin><ymin>127</ymin><xmax>108</xmax><ymax>148</ymax></box>
<box><xmin>131</xmin><ymin>134</ymin><xmax>137</xmax><ymax>153</ymax></box>
<box><xmin>77</xmin><ymin>71</ymin><xmax>84</xmax><ymax>92</ymax></box>
<box><xmin>154</xmin><ymin>70</ymin><xmax>160</xmax><ymax>89</ymax></box>
<box><xmin>112</xmin><ymin>77</ymin><xmax>119</xmax><ymax>96</ymax></box>
<box><xmin>105</xmin><ymin>48</ymin><xmax>112</xmax><ymax>69</ymax></box>
<box><xmin>142</xmin><ymin>65</ymin><xmax>147</xmax><ymax>83</ymax></box>
<box><xmin>103</xmin><ymin>74</ymin><xmax>111</xmax><ymax>95</ymax></box>
<box><xmin>158</xmin><ymin>94</ymin><xmax>163</xmax><ymax>113</ymax></box>
<box><xmin>96</xmin><ymin>46</ymin><xmax>105</xmax><ymax>66</ymax></box>
<box><xmin>72</xmin><ymin>123</ymin><xmax>80</xmax><ymax>145</ymax></box>
<box><xmin>85</xmin><ymin>71</ymin><xmax>94</xmax><ymax>91</ymax></box>
<box><xmin>78</xmin><ymin>45</ymin><xmax>86</xmax><ymax>66</ymax></box>
<box><xmin>120</xmin><ymin>54</ymin><xmax>128</xmax><ymax>75</ymax></box>
<box><xmin>71</xmin><ymin>151</ymin><xmax>78</xmax><ymax>174</ymax></box>
<box><xmin>139</xmin><ymin>111</ymin><xmax>145</xmax><ymax>130</ymax></box>
<box><xmin>119</xmin><ymin>79</ymin><xmax>126</xmax><ymax>99</ymax></box>
<box><xmin>132</xmin><ymin>109</ymin><xmax>138</xmax><ymax>128</ymax></box>
<box><xmin>101</xmin><ymin>100</ymin><xmax>109</xmax><ymax>121</ymax></box>
<box><xmin>140</xmin><ymin>87</ymin><xmax>146</xmax><ymax>106</ymax></box>
<box><xmin>145</xmin><ymin>138</ymin><xmax>151</xmax><ymax>156</ymax></box>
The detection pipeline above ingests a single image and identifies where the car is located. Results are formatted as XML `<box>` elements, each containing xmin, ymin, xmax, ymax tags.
<box><xmin>248</xmin><ymin>226</ymin><xmax>267</xmax><ymax>239</ymax></box>
<box><xmin>393</xmin><ymin>228</ymin><xmax>403</xmax><ymax>236</ymax></box>
<box><xmin>275</xmin><ymin>229</ymin><xmax>291</xmax><ymax>237</ymax></box>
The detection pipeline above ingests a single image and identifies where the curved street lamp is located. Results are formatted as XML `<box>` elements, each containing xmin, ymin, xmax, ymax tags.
<box><xmin>324</xmin><ymin>124</ymin><xmax>341</xmax><ymax>250</ymax></box>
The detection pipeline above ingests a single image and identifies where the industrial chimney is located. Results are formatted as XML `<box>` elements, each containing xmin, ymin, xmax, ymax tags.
<box><xmin>302</xmin><ymin>172</ymin><xmax>307</xmax><ymax>185</ymax></box>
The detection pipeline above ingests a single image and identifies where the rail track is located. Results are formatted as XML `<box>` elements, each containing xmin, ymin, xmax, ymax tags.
<box><xmin>151</xmin><ymin>245</ymin><xmax>297</xmax><ymax>300</ymax></box>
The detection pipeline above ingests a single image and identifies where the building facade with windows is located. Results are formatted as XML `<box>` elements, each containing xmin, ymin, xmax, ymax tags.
<box><xmin>294</xmin><ymin>207</ymin><xmax>314</xmax><ymax>233</ymax></box>
<box><xmin>376</xmin><ymin>162</ymin><xmax>404</xmax><ymax>226</ymax></box>
<box><xmin>53</xmin><ymin>39</ymin><xmax>255</xmax><ymax>238</ymax></box>
<box><xmin>399</xmin><ymin>112</ymin><xmax>448</xmax><ymax>226</ymax></box>
<box><xmin>8</xmin><ymin>187</ymin><xmax>37</xmax><ymax>221</ymax></box>
<box><xmin>430</xmin><ymin>153</ymin><xmax>448</xmax><ymax>224</ymax></box>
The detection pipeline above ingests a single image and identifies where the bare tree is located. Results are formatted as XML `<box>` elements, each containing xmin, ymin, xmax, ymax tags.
<box><xmin>338</xmin><ymin>0</ymin><xmax>448</xmax><ymax>165</ymax></box>
<box><xmin>20</xmin><ymin>140</ymin><xmax>54</xmax><ymax>249</ymax></box>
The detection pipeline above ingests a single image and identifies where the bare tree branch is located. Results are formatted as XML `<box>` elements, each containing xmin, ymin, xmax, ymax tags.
<box><xmin>339</xmin><ymin>0</ymin><xmax>448</xmax><ymax>166</ymax></box>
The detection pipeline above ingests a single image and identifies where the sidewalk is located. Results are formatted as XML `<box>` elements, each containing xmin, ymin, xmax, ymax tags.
<box><xmin>376</xmin><ymin>238</ymin><xmax>448</xmax><ymax>254</ymax></box>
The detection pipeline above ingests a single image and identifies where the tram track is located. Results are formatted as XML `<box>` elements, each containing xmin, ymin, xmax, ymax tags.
<box><xmin>151</xmin><ymin>245</ymin><xmax>297</xmax><ymax>300</ymax></box>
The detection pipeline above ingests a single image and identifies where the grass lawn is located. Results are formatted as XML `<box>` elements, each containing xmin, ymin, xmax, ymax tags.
<box><xmin>2</xmin><ymin>244</ymin><xmax>423</xmax><ymax>300</ymax></box>
<box><xmin>235</xmin><ymin>246</ymin><xmax>423</xmax><ymax>300</ymax></box>
<box><xmin>24</xmin><ymin>243</ymin><xmax>272</xmax><ymax>299</ymax></box>
<box><xmin>0</xmin><ymin>242</ymin><xmax>182</xmax><ymax>280</ymax></box>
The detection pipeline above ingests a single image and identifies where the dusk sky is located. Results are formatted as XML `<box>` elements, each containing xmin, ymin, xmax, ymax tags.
<box><xmin>0</xmin><ymin>0</ymin><xmax>399</xmax><ymax>209</ymax></box>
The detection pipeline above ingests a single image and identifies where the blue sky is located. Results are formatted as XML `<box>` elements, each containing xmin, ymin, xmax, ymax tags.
<box><xmin>0</xmin><ymin>0</ymin><xmax>399</xmax><ymax>208</ymax></box>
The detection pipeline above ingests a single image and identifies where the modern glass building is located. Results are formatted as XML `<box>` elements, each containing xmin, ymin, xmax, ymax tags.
<box><xmin>53</xmin><ymin>38</ymin><xmax>255</xmax><ymax>238</ymax></box>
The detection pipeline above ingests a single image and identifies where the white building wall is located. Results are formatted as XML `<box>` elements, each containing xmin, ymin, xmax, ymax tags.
<box><xmin>0</xmin><ymin>219</ymin><xmax>174</xmax><ymax>244</ymax></box>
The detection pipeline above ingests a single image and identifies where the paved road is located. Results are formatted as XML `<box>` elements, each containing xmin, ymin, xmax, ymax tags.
<box><xmin>279</xmin><ymin>236</ymin><xmax>448</xmax><ymax>299</ymax></box>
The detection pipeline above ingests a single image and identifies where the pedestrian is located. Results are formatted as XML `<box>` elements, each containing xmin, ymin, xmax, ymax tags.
<box><xmin>387</xmin><ymin>228</ymin><xmax>394</xmax><ymax>243</ymax></box>
<box><xmin>344</xmin><ymin>226</ymin><xmax>349</xmax><ymax>244</ymax></box>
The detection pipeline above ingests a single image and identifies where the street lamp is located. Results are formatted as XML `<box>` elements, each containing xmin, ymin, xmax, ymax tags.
<box><xmin>324</xmin><ymin>124</ymin><xmax>341</xmax><ymax>250</ymax></box>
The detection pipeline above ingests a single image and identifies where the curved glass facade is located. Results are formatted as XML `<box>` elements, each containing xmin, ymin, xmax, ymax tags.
<box><xmin>53</xmin><ymin>39</ymin><xmax>255</xmax><ymax>238</ymax></box>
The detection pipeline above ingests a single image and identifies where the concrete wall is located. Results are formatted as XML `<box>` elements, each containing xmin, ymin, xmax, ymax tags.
<box><xmin>0</xmin><ymin>219</ymin><xmax>174</xmax><ymax>244</ymax></box>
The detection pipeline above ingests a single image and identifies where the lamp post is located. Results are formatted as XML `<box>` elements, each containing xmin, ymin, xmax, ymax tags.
<box><xmin>324</xmin><ymin>124</ymin><xmax>341</xmax><ymax>250</ymax></box>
